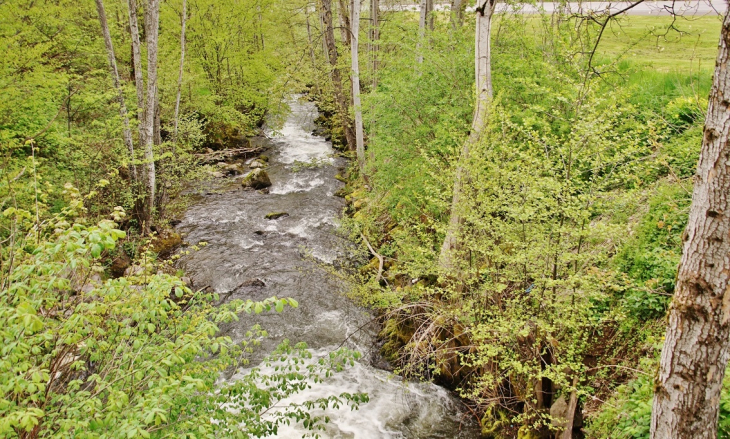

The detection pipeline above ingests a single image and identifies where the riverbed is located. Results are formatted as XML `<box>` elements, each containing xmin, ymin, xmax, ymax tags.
<box><xmin>176</xmin><ymin>96</ymin><xmax>481</xmax><ymax>438</ymax></box>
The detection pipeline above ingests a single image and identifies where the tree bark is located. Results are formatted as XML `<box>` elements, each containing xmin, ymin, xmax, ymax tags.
<box><xmin>95</xmin><ymin>0</ymin><xmax>137</xmax><ymax>182</ymax></box>
<box><xmin>650</xmin><ymin>6</ymin><xmax>730</xmax><ymax>439</ymax></box>
<box><xmin>369</xmin><ymin>0</ymin><xmax>379</xmax><ymax>89</ymax></box>
<box><xmin>319</xmin><ymin>0</ymin><xmax>356</xmax><ymax>150</ymax></box>
<box><xmin>127</xmin><ymin>0</ymin><xmax>144</xmax><ymax>113</ymax></box>
<box><xmin>337</xmin><ymin>0</ymin><xmax>351</xmax><ymax>47</ymax></box>
<box><xmin>438</xmin><ymin>0</ymin><xmax>494</xmax><ymax>271</ymax></box>
<box><xmin>351</xmin><ymin>0</ymin><xmax>365</xmax><ymax>173</ymax></box>
<box><xmin>172</xmin><ymin>0</ymin><xmax>187</xmax><ymax>147</ymax></box>
<box><xmin>426</xmin><ymin>0</ymin><xmax>434</xmax><ymax>31</ymax></box>
<box><xmin>416</xmin><ymin>0</ymin><xmax>427</xmax><ymax>65</ymax></box>
<box><xmin>140</xmin><ymin>0</ymin><xmax>160</xmax><ymax>233</ymax></box>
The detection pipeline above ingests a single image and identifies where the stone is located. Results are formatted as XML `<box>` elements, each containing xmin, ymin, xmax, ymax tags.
<box><xmin>265</xmin><ymin>212</ymin><xmax>289</xmax><ymax>220</ymax></box>
<box><xmin>249</xmin><ymin>159</ymin><xmax>265</xmax><ymax>169</ymax></box>
<box><xmin>550</xmin><ymin>395</ymin><xmax>569</xmax><ymax>429</ymax></box>
<box><xmin>110</xmin><ymin>248</ymin><xmax>132</xmax><ymax>278</ymax></box>
<box><xmin>239</xmin><ymin>278</ymin><xmax>266</xmax><ymax>288</ymax></box>
<box><xmin>258</xmin><ymin>154</ymin><xmax>269</xmax><ymax>162</ymax></box>
<box><xmin>241</xmin><ymin>169</ymin><xmax>272</xmax><ymax>189</ymax></box>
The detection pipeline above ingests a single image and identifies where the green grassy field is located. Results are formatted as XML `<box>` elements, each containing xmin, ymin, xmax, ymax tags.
<box><xmin>597</xmin><ymin>15</ymin><xmax>722</xmax><ymax>73</ymax></box>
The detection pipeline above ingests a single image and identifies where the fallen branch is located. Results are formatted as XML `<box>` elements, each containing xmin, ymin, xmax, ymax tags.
<box><xmin>361</xmin><ymin>232</ymin><xmax>385</xmax><ymax>285</ymax></box>
<box><xmin>195</xmin><ymin>145</ymin><xmax>266</xmax><ymax>164</ymax></box>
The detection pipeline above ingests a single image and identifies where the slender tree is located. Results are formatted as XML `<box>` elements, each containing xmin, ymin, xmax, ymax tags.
<box><xmin>450</xmin><ymin>0</ymin><xmax>465</xmax><ymax>29</ymax></box>
<box><xmin>416</xmin><ymin>0</ymin><xmax>427</xmax><ymax>65</ymax></box>
<box><xmin>319</xmin><ymin>0</ymin><xmax>356</xmax><ymax>150</ymax></box>
<box><xmin>127</xmin><ymin>0</ymin><xmax>144</xmax><ymax>112</ymax></box>
<box><xmin>438</xmin><ymin>0</ymin><xmax>495</xmax><ymax>271</ymax></box>
<box><xmin>172</xmin><ymin>0</ymin><xmax>188</xmax><ymax>146</ymax></box>
<box><xmin>650</xmin><ymin>4</ymin><xmax>730</xmax><ymax>438</ymax></box>
<box><xmin>337</xmin><ymin>0</ymin><xmax>351</xmax><ymax>47</ymax></box>
<box><xmin>94</xmin><ymin>0</ymin><xmax>137</xmax><ymax>181</ymax></box>
<box><xmin>369</xmin><ymin>0</ymin><xmax>379</xmax><ymax>89</ymax></box>
<box><xmin>351</xmin><ymin>0</ymin><xmax>365</xmax><ymax>173</ymax></box>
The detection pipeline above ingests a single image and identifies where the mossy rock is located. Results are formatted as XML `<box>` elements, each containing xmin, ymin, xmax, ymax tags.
<box><xmin>265</xmin><ymin>212</ymin><xmax>289</xmax><ymax>220</ymax></box>
<box><xmin>334</xmin><ymin>173</ymin><xmax>347</xmax><ymax>183</ymax></box>
<box><xmin>241</xmin><ymin>169</ymin><xmax>272</xmax><ymax>189</ymax></box>
<box><xmin>151</xmin><ymin>230</ymin><xmax>182</xmax><ymax>258</ymax></box>
<box><xmin>258</xmin><ymin>154</ymin><xmax>269</xmax><ymax>162</ymax></box>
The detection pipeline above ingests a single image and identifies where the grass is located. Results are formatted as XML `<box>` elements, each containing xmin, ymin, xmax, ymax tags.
<box><xmin>596</xmin><ymin>15</ymin><xmax>722</xmax><ymax>73</ymax></box>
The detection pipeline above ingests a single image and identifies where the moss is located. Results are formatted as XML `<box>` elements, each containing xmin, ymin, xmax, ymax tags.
<box><xmin>265</xmin><ymin>212</ymin><xmax>289</xmax><ymax>220</ymax></box>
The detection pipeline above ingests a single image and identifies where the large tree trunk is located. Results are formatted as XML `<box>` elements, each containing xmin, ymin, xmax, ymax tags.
<box><xmin>127</xmin><ymin>0</ymin><xmax>144</xmax><ymax>112</ymax></box>
<box><xmin>95</xmin><ymin>0</ymin><xmax>137</xmax><ymax>182</ymax></box>
<box><xmin>650</xmin><ymin>6</ymin><xmax>730</xmax><ymax>439</ymax></box>
<box><xmin>438</xmin><ymin>0</ymin><xmax>494</xmax><ymax>271</ymax></box>
<box><xmin>369</xmin><ymin>0</ymin><xmax>379</xmax><ymax>89</ymax></box>
<box><xmin>319</xmin><ymin>0</ymin><xmax>356</xmax><ymax>150</ymax></box>
<box><xmin>172</xmin><ymin>0</ymin><xmax>187</xmax><ymax>147</ymax></box>
<box><xmin>351</xmin><ymin>0</ymin><xmax>365</xmax><ymax>173</ymax></box>
<box><xmin>140</xmin><ymin>0</ymin><xmax>160</xmax><ymax>233</ymax></box>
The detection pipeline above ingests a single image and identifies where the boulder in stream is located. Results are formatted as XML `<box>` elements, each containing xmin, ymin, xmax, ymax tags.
<box><xmin>265</xmin><ymin>212</ymin><xmax>289</xmax><ymax>220</ymax></box>
<box><xmin>241</xmin><ymin>168</ymin><xmax>272</xmax><ymax>189</ymax></box>
<box><xmin>249</xmin><ymin>159</ymin><xmax>266</xmax><ymax>169</ymax></box>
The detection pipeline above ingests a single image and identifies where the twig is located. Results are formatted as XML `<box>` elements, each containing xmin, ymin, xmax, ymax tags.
<box><xmin>361</xmin><ymin>232</ymin><xmax>385</xmax><ymax>285</ymax></box>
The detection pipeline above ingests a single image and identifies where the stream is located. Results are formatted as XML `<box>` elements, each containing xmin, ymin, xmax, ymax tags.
<box><xmin>176</xmin><ymin>96</ymin><xmax>481</xmax><ymax>438</ymax></box>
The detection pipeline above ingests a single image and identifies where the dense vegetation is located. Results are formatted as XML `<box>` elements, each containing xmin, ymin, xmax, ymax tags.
<box><xmin>2</xmin><ymin>0</ymin><xmax>729</xmax><ymax>436</ymax></box>
<box><xmin>343</xmin><ymin>9</ymin><xmax>725</xmax><ymax>439</ymax></box>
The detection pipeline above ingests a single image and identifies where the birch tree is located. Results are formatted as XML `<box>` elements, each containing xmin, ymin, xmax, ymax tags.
<box><xmin>127</xmin><ymin>0</ymin><xmax>144</xmax><ymax>111</ymax></box>
<box><xmin>172</xmin><ymin>0</ymin><xmax>188</xmax><ymax>146</ymax></box>
<box><xmin>94</xmin><ymin>0</ymin><xmax>137</xmax><ymax>181</ymax></box>
<box><xmin>650</xmin><ymin>4</ymin><xmax>730</xmax><ymax>438</ymax></box>
<box><xmin>351</xmin><ymin>0</ymin><xmax>365</xmax><ymax>172</ymax></box>
<box><xmin>438</xmin><ymin>0</ymin><xmax>495</xmax><ymax>271</ymax></box>
<box><xmin>140</xmin><ymin>0</ymin><xmax>160</xmax><ymax>232</ymax></box>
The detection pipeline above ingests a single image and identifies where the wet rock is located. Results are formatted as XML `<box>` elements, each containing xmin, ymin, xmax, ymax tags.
<box><xmin>249</xmin><ymin>159</ymin><xmax>266</xmax><ymax>169</ymax></box>
<box><xmin>208</xmin><ymin>170</ymin><xmax>224</xmax><ymax>178</ymax></box>
<box><xmin>265</xmin><ymin>212</ymin><xmax>289</xmax><ymax>220</ymax></box>
<box><xmin>241</xmin><ymin>168</ymin><xmax>272</xmax><ymax>189</ymax></box>
<box><xmin>258</xmin><ymin>154</ymin><xmax>269</xmax><ymax>162</ymax></box>
<box><xmin>239</xmin><ymin>278</ymin><xmax>266</xmax><ymax>288</ymax></box>
<box><xmin>254</xmin><ymin>230</ymin><xmax>267</xmax><ymax>235</ymax></box>
<box><xmin>169</xmin><ymin>219</ymin><xmax>182</xmax><ymax>227</ymax></box>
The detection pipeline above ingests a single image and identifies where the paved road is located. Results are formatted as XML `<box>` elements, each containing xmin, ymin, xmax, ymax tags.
<box><xmin>384</xmin><ymin>1</ymin><xmax>724</xmax><ymax>15</ymax></box>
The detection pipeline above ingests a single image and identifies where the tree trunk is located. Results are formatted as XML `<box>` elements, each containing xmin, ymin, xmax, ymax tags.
<box><xmin>172</xmin><ymin>0</ymin><xmax>187</xmax><ymax>148</ymax></box>
<box><xmin>426</xmin><ymin>0</ymin><xmax>434</xmax><ymax>30</ymax></box>
<box><xmin>127</xmin><ymin>0</ymin><xmax>144</xmax><ymax>112</ymax></box>
<box><xmin>95</xmin><ymin>0</ymin><xmax>137</xmax><ymax>182</ymax></box>
<box><xmin>337</xmin><ymin>0</ymin><xmax>351</xmax><ymax>47</ymax></box>
<box><xmin>450</xmin><ymin>0</ymin><xmax>465</xmax><ymax>29</ymax></box>
<box><xmin>370</xmin><ymin>0</ymin><xmax>379</xmax><ymax>89</ymax></box>
<box><xmin>650</xmin><ymin>6</ymin><xmax>730</xmax><ymax>439</ymax></box>
<box><xmin>140</xmin><ymin>0</ymin><xmax>160</xmax><ymax>233</ymax></box>
<box><xmin>319</xmin><ymin>0</ymin><xmax>356</xmax><ymax>150</ymax></box>
<box><xmin>416</xmin><ymin>0</ymin><xmax>427</xmax><ymax>65</ymax></box>
<box><xmin>438</xmin><ymin>0</ymin><xmax>494</xmax><ymax>271</ymax></box>
<box><xmin>351</xmin><ymin>0</ymin><xmax>365</xmax><ymax>173</ymax></box>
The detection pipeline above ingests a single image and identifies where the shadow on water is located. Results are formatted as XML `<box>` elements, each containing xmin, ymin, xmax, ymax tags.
<box><xmin>177</xmin><ymin>96</ymin><xmax>481</xmax><ymax>438</ymax></box>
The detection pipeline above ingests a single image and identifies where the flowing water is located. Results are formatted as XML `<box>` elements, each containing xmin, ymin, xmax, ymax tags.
<box><xmin>177</xmin><ymin>96</ymin><xmax>481</xmax><ymax>438</ymax></box>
